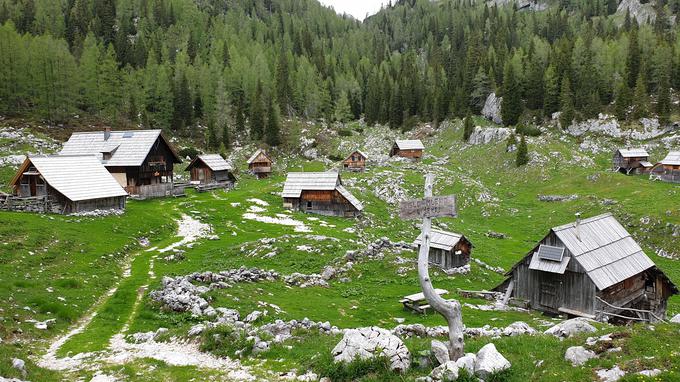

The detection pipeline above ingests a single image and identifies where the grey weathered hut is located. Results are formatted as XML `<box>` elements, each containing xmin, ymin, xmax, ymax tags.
<box><xmin>282</xmin><ymin>172</ymin><xmax>363</xmax><ymax>217</ymax></box>
<box><xmin>651</xmin><ymin>151</ymin><xmax>680</xmax><ymax>183</ymax></box>
<box><xmin>414</xmin><ymin>229</ymin><xmax>473</xmax><ymax>269</ymax></box>
<box><xmin>8</xmin><ymin>155</ymin><xmax>127</xmax><ymax>214</ymax></box>
<box><xmin>343</xmin><ymin>150</ymin><xmax>368</xmax><ymax>171</ymax></box>
<box><xmin>495</xmin><ymin>213</ymin><xmax>677</xmax><ymax>322</ymax></box>
<box><xmin>612</xmin><ymin>148</ymin><xmax>652</xmax><ymax>174</ymax></box>
<box><xmin>390</xmin><ymin>140</ymin><xmax>424</xmax><ymax>159</ymax></box>
<box><xmin>60</xmin><ymin>128</ymin><xmax>182</xmax><ymax>196</ymax></box>
<box><xmin>185</xmin><ymin>154</ymin><xmax>236</xmax><ymax>186</ymax></box>
<box><xmin>247</xmin><ymin>149</ymin><xmax>273</xmax><ymax>179</ymax></box>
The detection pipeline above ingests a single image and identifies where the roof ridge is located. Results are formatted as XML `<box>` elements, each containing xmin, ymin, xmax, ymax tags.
<box><xmin>71</xmin><ymin>129</ymin><xmax>161</xmax><ymax>134</ymax></box>
<box><xmin>552</xmin><ymin>212</ymin><xmax>613</xmax><ymax>231</ymax></box>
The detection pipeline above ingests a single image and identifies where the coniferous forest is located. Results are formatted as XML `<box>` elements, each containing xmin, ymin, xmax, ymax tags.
<box><xmin>1</xmin><ymin>0</ymin><xmax>680</xmax><ymax>148</ymax></box>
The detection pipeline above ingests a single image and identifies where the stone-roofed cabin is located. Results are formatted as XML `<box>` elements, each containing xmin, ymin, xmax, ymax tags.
<box><xmin>282</xmin><ymin>172</ymin><xmax>363</xmax><ymax>217</ymax></box>
<box><xmin>8</xmin><ymin>155</ymin><xmax>127</xmax><ymax>214</ymax></box>
<box><xmin>247</xmin><ymin>149</ymin><xmax>273</xmax><ymax>179</ymax></box>
<box><xmin>414</xmin><ymin>229</ymin><xmax>472</xmax><ymax>269</ymax></box>
<box><xmin>651</xmin><ymin>151</ymin><xmax>680</xmax><ymax>183</ymax></box>
<box><xmin>612</xmin><ymin>148</ymin><xmax>652</xmax><ymax>175</ymax></box>
<box><xmin>390</xmin><ymin>140</ymin><xmax>424</xmax><ymax>159</ymax></box>
<box><xmin>343</xmin><ymin>150</ymin><xmax>368</xmax><ymax>172</ymax></box>
<box><xmin>495</xmin><ymin>213</ymin><xmax>677</xmax><ymax>323</ymax></box>
<box><xmin>60</xmin><ymin>128</ymin><xmax>182</xmax><ymax>196</ymax></box>
<box><xmin>185</xmin><ymin>154</ymin><xmax>236</xmax><ymax>186</ymax></box>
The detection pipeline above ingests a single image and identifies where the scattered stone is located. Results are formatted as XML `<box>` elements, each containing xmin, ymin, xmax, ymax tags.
<box><xmin>564</xmin><ymin>346</ymin><xmax>597</xmax><ymax>366</ymax></box>
<box><xmin>430</xmin><ymin>360</ymin><xmax>459</xmax><ymax>381</ymax></box>
<box><xmin>11</xmin><ymin>358</ymin><xmax>25</xmax><ymax>375</ymax></box>
<box><xmin>670</xmin><ymin>314</ymin><xmax>680</xmax><ymax>324</ymax></box>
<box><xmin>332</xmin><ymin>327</ymin><xmax>411</xmax><ymax>372</ymax></box>
<box><xmin>596</xmin><ymin>365</ymin><xmax>626</xmax><ymax>382</ymax></box>
<box><xmin>474</xmin><ymin>343</ymin><xmax>511</xmax><ymax>379</ymax></box>
<box><xmin>455</xmin><ymin>353</ymin><xmax>476</xmax><ymax>375</ymax></box>
<box><xmin>468</xmin><ymin>127</ymin><xmax>511</xmax><ymax>145</ymax></box>
<box><xmin>430</xmin><ymin>340</ymin><xmax>450</xmax><ymax>365</ymax></box>
<box><xmin>485</xmin><ymin>231</ymin><xmax>507</xmax><ymax>239</ymax></box>
<box><xmin>537</xmin><ymin>194</ymin><xmax>579</xmax><ymax>202</ymax></box>
<box><xmin>544</xmin><ymin>318</ymin><xmax>597</xmax><ymax>338</ymax></box>
<box><xmin>638</xmin><ymin>369</ymin><xmax>662</xmax><ymax>377</ymax></box>
<box><xmin>502</xmin><ymin>321</ymin><xmax>536</xmax><ymax>336</ymax></box>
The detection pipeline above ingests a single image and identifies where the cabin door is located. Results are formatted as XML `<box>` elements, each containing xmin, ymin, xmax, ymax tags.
<box><xmin>539</xmin><ymin>274</ymin><xmax>561</xmax><ymax>309</ymax></box>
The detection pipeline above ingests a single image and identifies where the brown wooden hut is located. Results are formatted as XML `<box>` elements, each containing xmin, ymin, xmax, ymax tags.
<box><xmin>60</xmin><ymin>128</ymin><xmax>182</xmax><ymax>196</ymax></box>
<box><xmin>495</xmin><ymin>213</ymin><xmax>677</xmax><ymax>322</ymax></box>
<box><xmin>343</xmin><ymin>150</ymin><xmax>368</xmax><ymax>172</ymax></box>
<box><xmin>612</xmin><ymin>148</ymin><xmax>652</xmax><ymax>174</ymax></box>
<box><xmin>390</xmin><ymin>140</ymin><xmax>424</xmax><ymax>159</ymax></box>
<box><xmin>247</xmin><ymin>149</ymin><xmax>273</xmax><ymax>178</ymax></box>
<box><xmin>414</xmin><ymin>229</ymin><xmax>473</xmax><ymax>269</ymax></box>
<box><xmin>9</xmin><ymin>155</ymin><xmax>127</xmax><ymax>214</ymax></box>
<box><xmin>282</xmin><ymin>172</ymin><xmax>363</xmax><ymax>217</ymax></box>
<box><xmin>650</xmin><ymin>151</ymin><xmax>680</xmax><ymax>183</ymax></box>
<box><xmin>185</xmin><ymin>154</ymin><xmax>236</xmax><ymax>186</ymax></box>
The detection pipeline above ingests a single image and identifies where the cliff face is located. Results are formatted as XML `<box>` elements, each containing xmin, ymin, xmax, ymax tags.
<box><xmin>486</xmin><ymin>0</ymin><xmax>548</xmax><ymax>11</ymax></box>
<box><xmin>617</xmin><ymin>0</ymin><xmax>657</xmax><ymax>24</ymax></box>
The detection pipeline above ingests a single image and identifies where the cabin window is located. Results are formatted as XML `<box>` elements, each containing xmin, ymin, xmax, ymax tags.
<box><xmin>20</xmin><ymin>177</ymin><xmax>29</xmax><ymax>196</ymax></box>
<box><xmin>306</xmin><ymin>201</ymin><xmax>312</xmax><ymax>209</ymax></box>
<box><xmin>35</xmin><ymin>177</ymin><xmax>46</xmax><ymax>196</ymax></box>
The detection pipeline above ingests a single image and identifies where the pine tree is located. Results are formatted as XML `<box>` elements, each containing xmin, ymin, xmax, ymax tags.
<box><xmin>93</xmin><ymin>0</ymin><xmax>116</xmax><ymax>46</ymax></box>
<box><xmin>265</xmin><ymin>98</ymin><xmax>281</xmax><ymax>146</ymax></box>
<box><xmin>543</xmin><ymin>65</ymin><xmax>559</xmax><ymax>116</ymax></box>
<box><xmin>559</xmin><ymin>77</ymin><xmax>575</xmax><ymax>129</ymax></box>
<box><xmin>250</xmin><ymin>80</ymin><xmax>266</xmax><ymax>140</ymax></box>
<box><xmin>98</xmin><ymin>44</ymin><xmax>121</xmax><ymax>120</ymax></box>
<box><xmin>516</xmin><ymin>135</ymin><xmax>529</xmax><ymax>167</ymax></box>
<box><xmin>614</xmin><ymin>82</ymin><xmax>632</xmax><ymax>121</ymax></box>
<box><xmin>232</xmin><ymin>86</ymin><xmax>246</xmax><ymax>134</ymax></box>
<box><xmin>176</xmin><ymin>73</ymin><xmax>193</xmax><ymax>126</ymax></box>
<box><xmin>470</xmin><ymin>67</ymin><xmax>491</xmax><ymax>113</ymax></box>
<box><xmin>463</xmin><ymin>114</ymin><xmax>474</xmax><ymax>142</ymax></box>
<box><xmin>275</xmin><ymin>46</ymin><xmax>292</xmax><ymax>116</ymax></box>
<box><xmin>501</xmin><ymin>62</ymin><xmax>522</xmax><ymax>126</ymax></box>
<box><xmin>632</xmin><ymin>73</ymin><xmax>648</xmax><ymax>119</ymax></box>
<box><xmin>626</xmin><ymin>24</ymin><xmax>640</xmax><ymax>88</ymax></box>
<box><xmin>214</xmin><ymin>78</ymin><xmax>231</xmax><ymax>147</ymax></box>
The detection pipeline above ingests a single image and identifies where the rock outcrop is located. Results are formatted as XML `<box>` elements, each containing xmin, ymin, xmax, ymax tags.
<box><xmin>474</xmin><ymin>343</ymin><xmax>511</xmax><ymax>379</ymax></box>
<box><xmin>544</xmin><ymin>318</ymin><xmax>597</xmax><ymax>338</ymax></box>
<box><xmin>617</xmin><ymin>0</ymin><xmax>656</xmax><ymax>24</ymax></box>
<box><xmin>468</xmin><ymin>126</ymin><xmax>512</xmax><ymax>145</ymax></box>
<box><xmin>332</xmin><ymin>327</ymin><xmax>411</xmax><ymax>372</ymax></box>
<box><xmin>482</xmin><ymin>93</ymin><xmax>503</xmax><ymax>124</ymax></box>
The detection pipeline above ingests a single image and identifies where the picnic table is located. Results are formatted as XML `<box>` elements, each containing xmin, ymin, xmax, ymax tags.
<box><xmin>400</xmin><ymin>289</ymin><xmax>448</xmax><ymax>314</ymax></box>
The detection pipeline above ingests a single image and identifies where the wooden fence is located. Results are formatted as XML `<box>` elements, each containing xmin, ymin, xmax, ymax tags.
<box><xmin>651</xmin><ymin>170</ymin><xmax>680</xmax><ymax>184</ymax></box>
<box><xmin>128</xmin><ymin>183</ymin><xmax>186</xmax><ymax>199</ymax></box>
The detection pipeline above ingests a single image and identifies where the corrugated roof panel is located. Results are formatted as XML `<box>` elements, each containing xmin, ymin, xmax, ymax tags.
<box><xmin>29</xmin><ymin>155</ymin><xmax>127</xmax><ymax>202</ymax></box>
<box><xmin>395</xmin><ymin>140</ymin><xmax>425</xmax><ymax>150</ymax></box>
<box><xmin>197</xmin><ymin>154</ymin><xmax>231</xmax><ymax>171</ymax></box>
<box><xmin>660</xmin><ymin>151</ymin><xmax>680</xmax><ymax>166</ymax></box>
<box><xmin>414</xmin><ymin>229</ymin><xmax>463</xmax><ymax>251</ymax></box>
<box><xmin>60</xmin><ymin>130</ymin><xmax>169</xmax><ymax>167</ymax></box>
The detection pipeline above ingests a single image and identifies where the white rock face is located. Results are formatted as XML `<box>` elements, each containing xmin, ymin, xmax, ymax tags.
<box><xmin>670</xmin><ymin>314</ymin><xmax>680</xmax><ymax>323</ymax></box>
<box><xmin>331</xmin><ymin>327</ymin><xmax>411</xmax><ymax>372</ymax></box>
<box><xmin>597</xmin><ymin>366</ymin><xmax>626</xmax><ymax>382</ymax></box>
<box><xmin>455</xmin><ymin>353</ymin><xmax>476</xmax><ymax>375</ymax></box>
<box><xmin>430</xmin><ymin>340</ymin><xmax>450</xmax><ymax>365</ymax></box>
<box><xmin>474</xmin><ymin>343</ymin><xmax>511</xmax><ymax>379</ymax></box>
<box><xmin>564</xmin><ymin>346</ymin><xmax>597</xmax><ymax>366</ymax></box>
<box><xmin>544</xmin><ymin>318</ymin><xmax>597</xmax><ymax>338</ymax></box>
<box><xmin>468</xmin><ymin>126</ymin><xmax>512</xmax><ymax>145</ymax></box>
<box><xmin>567</xmin><ymin>114</ymin><xmax>672</xmax><ymax>140</ymax></box>
<box><xmin>617</xmin><ymin>0</ymin><xmax>656</xmax><ymax>24</ymax></box>
<box><xmin>430</xmin><ymin>360</ymin><xmax>459</xmax><ymax>381</ymax></box>
<box><xmin>482</xmin><ymin>93</ymin><xmax>503</xmax><ymax>124</ymax></box>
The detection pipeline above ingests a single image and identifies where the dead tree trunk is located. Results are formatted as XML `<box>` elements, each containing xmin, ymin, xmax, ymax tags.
<box><xmin>417</xmin><ymin>173</ymin><xmax>465</xmax><ymax>360</ymax></box>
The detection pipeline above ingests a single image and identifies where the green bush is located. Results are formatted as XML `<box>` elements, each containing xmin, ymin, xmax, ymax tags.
<box><xmin>515</xmin><ymin>124</ymin><xmax>541</xmax><ymax>137</ymax></box>
<box><xmin>338</xmin><ymin>129</ymin><xmax>353</xmax><ymax>137</ymax></box>
<box><xmin>329</xmin><ymin>154</ymin><xmax>344</xmax><ymax>162</ymax></box>
<box><xmin>178</xmin><ymin>147</ymin><xmax>200</xmax><ymax>159</ymax></box>
<box><xmin>200</xmin><ymin>325</ymin><xmax>255</xmax><ymax>358</ymax></box>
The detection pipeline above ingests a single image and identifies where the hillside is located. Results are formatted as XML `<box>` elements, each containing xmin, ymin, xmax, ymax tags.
<box><xmin>0</xmin><ymin>116</ymin><xmax>679</xmax><ymax>381</ymax></box>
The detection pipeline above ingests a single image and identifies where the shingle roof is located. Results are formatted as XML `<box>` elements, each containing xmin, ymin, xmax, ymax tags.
<box><xmin>345</xmin><ymin>150</ymin><xmax>368</xmax><ymax>161</ymax></box>
<box><xmin>617</xmin><ymin>148</ymin><xmax>649</xmax><ymax>158</ymax></box>
<box><xmin>23</xmin><ymin>155</ymin><xmax>127</xmax><ymax>202</ymax></box>
<box><xmin>282</xmin><ymin>172</ymin><xmax>363</xmax><ymax>211</ymax></box>
<box><xmin>60</xmin><ymin>130</ymin><xmax>181</xmax><ymax>167</ymax></box>
<box><xmin>187</xmin><ymin>154</ymin><xmax>231</xmax><ymax>172</ymax></box>
<box><xmin>414</xmin><ymin>229</ymin><xmax>464</xmax><ymax>251</ymax></box>
<box><xmin>395</xmin><ymin>140</ymin><xmax>425</xmax><ymax>150</ymax></box>
<box><xmin>552</xmin><ymin>213</ymin><xmax>655</xmax><ymax>290</ymax></box>
<box><xmin>247</xmin><ymin>149</ymin><xmax>271</xmax><ymax>164</ymax></box>
<box><xmin>660</xmin><ymin>151</ymin><xmax>680</xmax><ymax>166</ymax></box>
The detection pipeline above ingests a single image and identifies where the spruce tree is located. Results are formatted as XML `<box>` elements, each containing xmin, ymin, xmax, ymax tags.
<box><xmin>506</xmin><ymin>132</ymin><xmax>517</xmax><ymax>151</ymax></box>
<box><xmin>516</xmin><ymin>135</ymin><xmax>529</xmax><ymax>167</ymax></box>
<box><xmin>543</xmin><ymin>65</ymin><xmax>559</xmax><ymax>116</ymax></box>
<box><xmin>626</xmin><ymin>24</ymin><xmax>640</xmax><ymax>88</ymax></box>
<box><xmin>501</xmin><ymin>62</ymin><xmax>522</xmax><ymax>126</ymax></box>
<box><xmin>265</xmin><ymin>99</ymin><xmax>281</xmax><ymax>146</ymax></box>
<box><xmin>559</xmin><ymin>77</ymin><xmax>575</xmax><ymax>129</ymax></box>
<box><xmin>334</xmin><ymin>91</ymin><xmax>352</xmax><ymax>123</ymax></box>
<box><xmin>193</xmin><ymin>92</ymin><xmax>203</xmax><ymax>120</ymax></box>
<box><xmin>250</xmin><ymin>80</ymin><xmax>266</xmax><ymax>140</ymax></box>
<box><xmin>463</xmin><ymin>114</ymin><xmax>474</xmax><ymax>142</ymax></box>
<box><xmin>615</xmin><ymin>82</ymin><xmax>632</xmax><ymax>121</ymax></box>
<box><xmin>214</xmin><ymin>78</ymin><xmax>231</xmax><ymax>147</ymax></box>
<box><xmin>471</xmin><ymin>67</ymin><xmax>491</xmax><ymax>113</ymax></box>
<box><xmin>632</xmin><ymin>73</ymin><xmax>648</xmax><ymax>120</ymax></box>
<box><xmin>275</xmin><ymin>46</ymin><xmax>292</xmax><ymax>116</ymax></box>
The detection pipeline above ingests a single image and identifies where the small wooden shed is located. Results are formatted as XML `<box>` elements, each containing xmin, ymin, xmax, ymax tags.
<box><xmin>185</xmin><ymin>154</ymin><xmax>236</xmax><ymax>186</ymax></box>
<box><xmin>612</xmin><ymin>148</ymin><xmax>652</xmax><ymax>174</ymax></box>
<box><xmin>247</xmin><ymin>149</ymin><xmax>273</xmax><ymax>179</ymax></box>
<box><xmin>414</xmin><ymin>229</ymin><xmax>473</xmax><ymax>269</ymax></box>
<box><xmin>282</xmin><ymin>172</ymin><xmax>363</xmax><ymax>217</ymax></box>
<box><xmin>650</xmin><ymin>151</ymin><xmax>680</xmax><ymax>183</ymax></box>
<box><xmin>390</xmin><ymin>140</ymin><xmax>424</xmax><ymax>159</ymax></box>
<box><xmin>9</xmin><ymin>155</ymin><xmax>127</xmax><ymax>214</ymax></box>
<box><xmin>495</xmin><ymin>213</ymin><xmax>677</xmax><ymax>322</ymax></box>
<box><xmin>343</xmin><ymin>150</ymin><xmax>368</xmax><ymax>172</ymax></box>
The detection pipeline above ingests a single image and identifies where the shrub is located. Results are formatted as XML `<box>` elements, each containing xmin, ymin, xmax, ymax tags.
<box><xmin>515</xmin><ymin>124</ymin><xmax>541</xmax><ymax>137</ymax></box>
<box><xmin>200</xmin><ymin>325</ymin><xmax>255</xmax><ymax>358</ymax></box>
<box><xmin>178</xmin><ymin>147</ymin><xmax>200</xmax><ymax>159</ymax></box>
<box><xmin>338</xmin><ymin>129</ymin><xmax>353</xmax><ymax>137</ymax></box>
<box><xmin>329</xmin><ymin>154</ymin><xmax>344</xmax><ymax>162</ymax></box>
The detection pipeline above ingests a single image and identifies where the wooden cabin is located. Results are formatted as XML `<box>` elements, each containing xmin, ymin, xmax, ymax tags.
<box><xmin>8</xmin><ymin>155</ymin><xmax>127</xmax><ymax>214</ymax></box>
<box><xmin>247</xmin><ymin>149</ymin><xmax>273</xmax><ymax>179</ymax></box>
<box><xmin>185</xmin><ymin>154</ymin><xmax>236</xmax><ymax>186</ymax></box>
<box><xmin>282</xmin><ymin>172</ymin><xmax>363</xmax><ymax>217</ymax></box>
<box><xmin>60</xmin><ymin>128</ymin><xmax>182</xmax><ymax>196</ymax></box>
<box><xmin>390</xmin><ymin>140</ymin><xmax>424</xmax><ymax>159</ymax></box>
<box><xmin>414</xmin><ymin>229</ymin><xmax>473</xmax><ymax>269</ymax></box>
<box><xmin>650</xmin><ymin>151</ymin><xmax>680</xmax><ymax>183</ymax></box>
<box><xmin>343</xmin><ymin>150</ymin><xmax>368</xmax><ymax>172</ymax></box>
<box><xmin>495</xmin><ymin>213</ymin><xmax>677</xmax><ymax>323</ymax></box>
<box><xmin>612</xmin><ymin>148</ymin><xmax>652</xmax><ymax>174</ymax></box>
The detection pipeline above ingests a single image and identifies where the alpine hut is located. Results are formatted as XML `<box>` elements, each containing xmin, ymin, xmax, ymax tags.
<box><xmin>185</xmin><ymin>154</ymin><xmax>236</xmax><ymax>186</ymax></box>
<box><xmin>390</xmin><ymin>140</ymin><xmax>424</xmax><ymax>159</ymax></box>
<box><xmin>9</xmin><ymin>155</ymin><xmax>127</xmax><ymax>214</ymax></box>
<box><xmin>60</xmin><ymin>128</ymin><xmax>182</xmax><ymax>197</ymax></box>
<box><xmin>495</xmin><ymin>213</ymin><xmax>677</xmax><ymax>322</ymax></box>
<box><xmin>650</xmin><ymin>151</ymin><xmax>680</xmax><ymax>183</ymax></box>
<box><xmin>247</xmin><ymin>149</ymin><xmax>273</xmax><ymax>179</ymax></box>
<box><xmin>612</xmin><ymin>148</ymin><xmax>652</xmax><ymax>174</ymax></box>
<box><xmin>282</xmin><ymin>172</ymin><xmax>363</xmax><ymax>217</ymax></box>
<box><xmin>343</xmin><ymin>150</ymin><xmax>368</xmax><ymax>172</ymax></box>
<box><xmin>414</xmin><ymin>229</ymin><xmax>473</xmax><ymax>269</ymax></box>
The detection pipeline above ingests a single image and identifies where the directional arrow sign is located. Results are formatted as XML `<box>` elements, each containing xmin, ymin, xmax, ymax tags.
<box><xmin>399</xmin><ymin>195</ymin><xmax>457</xmax><ymax>220</ymax></box>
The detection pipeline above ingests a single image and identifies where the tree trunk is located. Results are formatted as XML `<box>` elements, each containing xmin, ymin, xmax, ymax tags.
<box><xmin>417</xmin><ymin>173</ymin><xmax>465</xmax><ymax>360</ymax></box>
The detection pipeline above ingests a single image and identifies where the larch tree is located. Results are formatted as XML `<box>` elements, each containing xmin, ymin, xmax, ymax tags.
<box><xmin>559</xmin><ymin>77</ymin><xmax>575</xmax><ymax>129</ymax></box>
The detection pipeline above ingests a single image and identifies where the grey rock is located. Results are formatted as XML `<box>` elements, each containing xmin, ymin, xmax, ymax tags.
<box><xmin>482</xmin><ymin>93</ymin><xmax>503</xmax><ymax>124</ymax></box>
<box><xmin>468</xmin><ymin>126</ymin><xmax>512</xmax><ymax>145</ymax></box>
<box><xmin>544</xmin><ymin>318</ymin><xmax>597</xmax><ymax>338</ymax></box>
<box><xmin>456</xmin><ymin>353</ymin><xmax>476</xmax><ymax>375</ymax></box>
<box><xmin>11</xmin><ymin>358</ymin><xmax>25</xmax><ymax>375</ymax></box>
<box><xmin>474</xmin><ymin>343</ymin><xmax>511</xmax><ymax>379</ymax></box>
<box><xmin>564</xmin><ymin>346</ymin><xmax>597</xmax><ymax>366</ymax></box>
<box><xmin>596</xmin><ymin>366</ymin><xmax>626</xmax><ymax>382</ymax></box>
<box><xmin>430</xmin><ymin>339</ymin><xmax>450</xmax><ymax>365</ymax></box>
<box><xmin>332</xmin><ymin>327</ymin><xmax>411</xmax><ymax>372</ymax></box>
<box><xmin>638</xmin><ymin>369</ymin><xmax>662</xmax><ymax>377</ymax></box>
<box><xmin>430</xmin><ymin>360</ymin><xmax>459</xmax><ymax>381</ymax></box>
<box><xmin>670</xmin><ymin>314</ymin><xmax>680</xmax><ymax>323</ymax></box>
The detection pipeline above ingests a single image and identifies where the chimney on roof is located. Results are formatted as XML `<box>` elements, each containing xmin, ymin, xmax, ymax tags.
<box><xmin>104</xmin><ymin>127</ymin><xmax>111</xmax><ymax>141</ymax></box>
<box><xmin>575</xmin><ymin>212</ymin><xmax>582</xmax><ymax>242</ymax></box>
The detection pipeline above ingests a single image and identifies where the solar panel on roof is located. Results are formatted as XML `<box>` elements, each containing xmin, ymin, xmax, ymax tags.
<box><xmin>537</xmin><ymin>245</ymin><xmax>565</xmax><ymax>262</ymax></box>
<box><xmin>123</xmin><ymin>132</ymin><xmax>134</xmax><ymax>138</ymax></box>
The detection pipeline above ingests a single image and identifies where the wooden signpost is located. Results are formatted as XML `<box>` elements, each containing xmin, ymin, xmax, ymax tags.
<box><xmin>400</xmin><ymin>173</ymin><xmax>464</xmax><ymax>361</ymax></box>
